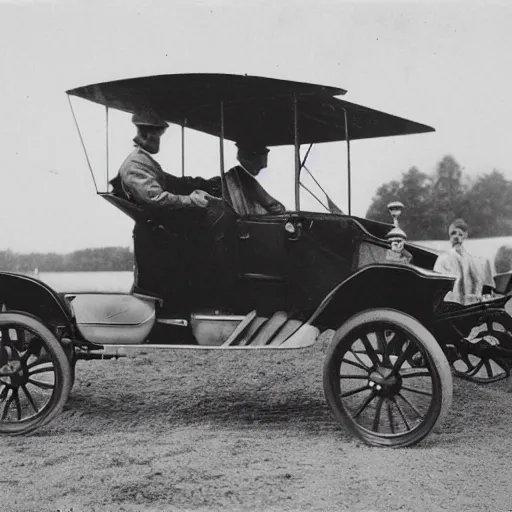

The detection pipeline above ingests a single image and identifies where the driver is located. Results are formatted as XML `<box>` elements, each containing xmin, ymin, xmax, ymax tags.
<box><xmin>111</xmin><ymin>110</ymin><xmax>223</xmax><ymax>313</ymax></box>
<box><xmin>115</xmin><ymin>111</ymin><xmax>219</xmax><ymax>210</ymax></box>
<box><xmin>224</xmin><ymin>141</ymin><xmax>286</xmax><ymax>215</ymax></box>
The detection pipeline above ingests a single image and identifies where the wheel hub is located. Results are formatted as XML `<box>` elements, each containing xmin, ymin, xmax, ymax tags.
<box><xmin>368</xmin><ymin>367</ymin><xmax>402</xmax><ymax>397</ymax></box>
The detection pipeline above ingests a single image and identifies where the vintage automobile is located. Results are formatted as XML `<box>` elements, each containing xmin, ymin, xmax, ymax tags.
<box><xmin>1</xmin><ymin>73</ymin><xmax>511</xmax><ymax>447</ymax></box>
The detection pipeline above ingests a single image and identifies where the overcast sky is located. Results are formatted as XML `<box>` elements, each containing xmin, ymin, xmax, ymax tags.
<box><xmin>1</xmin><ymin>0</ymin><xmax>511</xmax><ymax>253</ymax></box>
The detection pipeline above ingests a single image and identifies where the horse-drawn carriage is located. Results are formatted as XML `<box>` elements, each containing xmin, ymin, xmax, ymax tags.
<box><xmin>1</xmin><ymin>73</ymin><xmax>511</xmax><ymax>447</ymax></box>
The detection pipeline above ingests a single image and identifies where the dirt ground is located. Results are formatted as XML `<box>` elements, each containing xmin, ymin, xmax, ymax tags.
<box><xmin>2</xmin><ymin>332</ymin><xmax>512</xmax><ymax>512</ymax></box>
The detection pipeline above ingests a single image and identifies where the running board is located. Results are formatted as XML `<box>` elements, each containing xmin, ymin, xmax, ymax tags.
<box><xmin>94</xmin><ymin>321</ymin><xmax>320</xmax><ymax>357</ymax></box>
<box><xmin>190</xmin><ymin>310</ymin><xmax>320</xmax><ymax>348</ymax></box>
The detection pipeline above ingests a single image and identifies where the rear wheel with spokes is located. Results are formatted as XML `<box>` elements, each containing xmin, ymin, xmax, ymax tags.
<box><xmin>0</xmin><ymin>313</ymin><xmax>72</xmax><ymax>435</ymax></box>
<box><xmin>450</xmin><ymin>317</ymin><xmax>512</xmax><ymax>383</ymax></box>
<box><xmin>323</xmin><ymin>309</ymin><xmax>452</xmax><ymax>448</ymax></box>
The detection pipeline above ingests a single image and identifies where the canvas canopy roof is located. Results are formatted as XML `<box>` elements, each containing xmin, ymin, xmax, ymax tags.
<box><xmin>67</xmin><ymin>73</ymin><xmax>434</xmax><ymax>146</ymax></box>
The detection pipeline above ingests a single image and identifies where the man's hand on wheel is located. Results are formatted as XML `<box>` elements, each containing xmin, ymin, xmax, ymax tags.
<box><xmin>189</xmin><ymin>189</ymin><xmax>219</xmax><ymax>207</ymax></box>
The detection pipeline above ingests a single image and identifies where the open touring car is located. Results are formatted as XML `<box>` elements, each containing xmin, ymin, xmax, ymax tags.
<box><xmin>1</xmin><ymin>73</ymin><xmax>512</xmax><ymax>447</ymax></box>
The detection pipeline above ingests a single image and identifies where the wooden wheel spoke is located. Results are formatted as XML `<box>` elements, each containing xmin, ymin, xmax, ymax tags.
<box><xmin>455</xmin><ymin>351</ymin><xmax>484</xmax><ymax>376</ymax></box>
<box><xmin>391</xmin><ymin>397</ymin><xmax>411</xmax><ymax>431</ymax></box>
<box><xmin>22</xmin><ymin>344</ymin><xmax>42</xmax><ymax>365</ymax></box>
<box><xmin>341</xmin><ymin>358</ymin><xmax>369</xmax><ymax>372</ymax></box>
<box><xmin>484</xmin><ymin>359</ymin><xmax>493</xmax><ymax>377</ymax></box>
<box><xmin>401</xmin><ymin>370</ymin><xmax>431</xmax><ymax>379</ymax></box>
<box><xmin>1</xmin><ymin>390</ymin><xmax>13</xmax><ymax>420</ymax></box>
<box><xmin>21</xmin><ymin>385</ymin><xmax>39</xmax><ymax>413</ymax></box>
<box><xmin>350</xmin><ymin>350</ymin><xmax>372</xmax><ymax>371</ymax></box>
<box><xmin>372</xmin><ymin>396</ymin><xmax>385</xmax><ymax>432</ymax></box>
<box><xmin>397</xmin><ymin>392</ymin><xmax>423</xmax><ymax>419</ymax></box>
<box><xmin>360</xmin><ymin>334</ymin><xmax>380</xmax><ymax>367</ymax></box>
<box><xmin>27</xmin><ymin>379</ymin><xmax>54</xmax><ymax>390</ymax></box>
<box><xmin>0</xmin><ymin>314</ymin><xmax>72</xmax><ymax>435</ymax></box>
<box><xmin>458</xmin><ymin>351</ymin><xmax>474</xmax><ymax>369</ymax></box>
<box><xmin>391</xmin><ymin>340</ymin><xmax>417</xmax><ymax>374</ymax></box>
<box><xmin>13</xmin><ymin>390</ymin><xmax>22</xmax><ymax>421</ymax></box>
<box><xmin>325</xmin><ymin>311</ymin><xmax>452</xmax><ymax>447</ymax></box>
<box><xmin>29</xmin><ymin>366</ymin><xmax>55</xmax><ymax>377</ymax></box>
<box><xmin>387</xmin><ymin>399</ymin><xmax>395</xmax><ymax>434</ymax></box>
<box><xmin>340</xmin><ymin>384</ymin><xmax>370</xmax><ymax>398</ymax></box>
<box><xmin>465</xmin><ymin>358</ymin><xmax>485</xmax><ymax>377</ymax></box>
<box><xmin>375</xmin><ymin>330</ymin><xmax>390</xmax><ymax>365</ymax></box>
<box><xmin>401</xmin><ymin>385</ymin><xmax>432</xmax><ymax>397</ymax></box>
<box><xmin>26</xmin><ymin>355</ymin><xmax>49</xmax><ymax>369</ymax></box>
<box><xmin>353</xmin><ymin>391</ymin><xmax>376</xmax><ymax>419</ymax></box>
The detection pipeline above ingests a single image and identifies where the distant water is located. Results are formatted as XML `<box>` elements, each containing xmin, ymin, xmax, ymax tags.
<box><xmin>34</xmin><ymin>271</ymin><xmax>134</xmax><ymax>293</ymax></box>
<box><xmin>19</xmin><ymin>235</ymin><xmax>512</xmax><ymax>294</ymax></box>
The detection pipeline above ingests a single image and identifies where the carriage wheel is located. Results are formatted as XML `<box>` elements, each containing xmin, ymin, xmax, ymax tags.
<box><xmin>451</xmin><ymin>317</ymin><xmax>512</xmax><ymax>383</ymax></box>
<box><xmin>0</xmin><ymin>313</ymin><xmax>72</xmax><ymax>435</ymax></box>
<box><xmin>323</xmin><ymin>309</ymin><xmax>452</xmax><ymax>448</ymax></box>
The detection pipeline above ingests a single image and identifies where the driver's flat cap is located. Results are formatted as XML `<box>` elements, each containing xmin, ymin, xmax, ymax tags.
<box><xmin>132</xmin><ymin>111</ymin><xmax>169</xmax><ymax>128</ymax></box>
<box><xmin>236</xmin><ymin>140</ymin><xmax>269</xmax><ymax>154</ymax></box>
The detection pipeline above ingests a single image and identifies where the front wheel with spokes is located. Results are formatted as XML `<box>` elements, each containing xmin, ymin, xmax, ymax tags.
<box><xmin>0</xmin><ymin>312</ymin><xmax>72</xmax><ymax>435</ymax></box>
<box><xmin>323</xmin><ymin>308</ymin><xmax>453</xmax><ymax>448</ymax></box>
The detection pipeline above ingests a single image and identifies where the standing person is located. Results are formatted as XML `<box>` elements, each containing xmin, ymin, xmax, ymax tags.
<box><xmin>111</xmin><ymin>110</ymin><xmax>222</xmax><ymax>313</ymax></box>
<box><xmin>433</xmin><ymin>218</ymin><xmax>493</xmax><ymax>305</ymax></box>
<box><xmin>225</xmin><ymin>141</ymin><xmax>286</xmax><ymax>215</ymax></box>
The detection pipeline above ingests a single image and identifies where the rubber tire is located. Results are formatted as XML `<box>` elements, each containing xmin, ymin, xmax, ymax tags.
<box><xmin>0</xmin><ymin>312</ymin><xmax>72</xmax><ymax>435</ymax></box>
<box><xmin>323</xmin><ymin>308</ymin><xmax>453</xmax><ymax>448</ymax></box>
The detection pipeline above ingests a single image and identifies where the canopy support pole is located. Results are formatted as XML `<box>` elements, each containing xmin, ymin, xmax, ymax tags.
<box><xmin>293</xmin><ymin>94</ymin><xmax>300</xmax><ymax>211</ymax></box>
<box><xmin>67</xmin><ymin>95</ymin><xmax>98</xmax><ymax>193</ymax></box>
<box><xmin>105</xmin><ymin>106</ymin><xmax>109</xmax><ymax>190</ymax></box>
<box><xmin>342</xmin><ymin>108</ymin><xmax>352</xmax><ymax>216</ymax></box>
<box><xmin>181</xmin><ymin>119</ymin><xmax>186</xmax><ymax>177</ymax></box>
<box><xmin>219</xmin><ymin>102</ymin><xmax>227</xmax><ymax>199</ymax></box>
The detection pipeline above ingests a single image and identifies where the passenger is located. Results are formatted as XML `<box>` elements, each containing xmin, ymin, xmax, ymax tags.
<box><xmin>224</xmin><ymin>141</ymin><xmax>286</xmax><ymax>215</ymax></box>
<box><xmin>433</xmin><ymin>218</ymin><xmax>494</xmax><ymax>305</ymax></box>
<box><xmin>385</xmin><ymin>227</ymin><xmax>412</xmax><ymax>264</ymax></box>
<box><xmin>111</xmin><ymin>110</ymin><xmax>222</xmax><ymax>313</ymax></box>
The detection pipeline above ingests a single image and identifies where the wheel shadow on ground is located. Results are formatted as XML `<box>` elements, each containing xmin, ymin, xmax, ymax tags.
<box><xmin>45</xmin><ymin>377</ymin><xmax>512</xmax><ymax>447</ymax></box>
<box><xmin>58</xmin><ymin>385</ymin><xmax>344</xmax><ymax>437</ymax></box>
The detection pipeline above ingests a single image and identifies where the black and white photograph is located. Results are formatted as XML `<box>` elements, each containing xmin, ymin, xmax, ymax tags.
<box><xmin>1</xmin><ymin>1</ymin><xmax>511</xmax><ymax>510</ymax></box>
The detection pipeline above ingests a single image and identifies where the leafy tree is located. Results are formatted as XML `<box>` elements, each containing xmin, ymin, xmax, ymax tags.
<box><xmin>0</xmin><ymin>247</ymin><xmax>134</xmax><ymax>272</ymax></box>
<box><xmin>400</xmin><ymin>167</ymin><xmax>433</xmax><ymax>239</ymax></box>
<box><xmin>366</xmin><ymin>168</ymin><xmax>433</xmax><ymax>239</ymax></box>
<box><xmin>428</xmin><ymin>156</ymin><xmax>466</xmax><ymax>237</ymax></box>
<box><xmin>366</xmin><ymin>156</ymin><xmax>512</xmax><ymax>240</ymax></box>
<box><xmin>461</xmin><ymin>170</ymin><xmax>512</xmax><ymax>238</ymax></box>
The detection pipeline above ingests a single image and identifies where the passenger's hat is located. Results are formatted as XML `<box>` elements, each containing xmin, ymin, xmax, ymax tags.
<box><xmin>448</xmin><ymin>218</ymin><xmax>468</xmax><ymax>235</ymax></box>
<box><xmin>386</xmin><ymin>226</ymin><xmax>407</xmax><ymax>240</ymax></box>
<box><xmin>236</xmin><ymin>140</ymin><xmax>270</xmax><ymax>155</ymax></box>
<box><xmin>131</xmin><ymin>110</ymin><xmax>169</xmax><ymax>128</ymax></box>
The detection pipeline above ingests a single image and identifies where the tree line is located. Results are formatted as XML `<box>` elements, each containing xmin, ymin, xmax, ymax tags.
<box><xmin>366</xmin><ymin>155</ymin><xmax>512</xmax><ymax>240</ymax></box>
<box><xmin>0</xmin><ymin>247</ymin><xmax>134</xmax><ymax>272</ymax></box>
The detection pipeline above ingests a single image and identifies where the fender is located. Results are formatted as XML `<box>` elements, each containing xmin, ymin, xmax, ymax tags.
<box><xmin>309</xmin><ymin>263</ymin><xmax>455</xmax><ymax>330</ymax></box>
<box><xmin>0</xmin><ymin>272</ymin><xmax>74</xmax><ymax>334</ymax></box>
